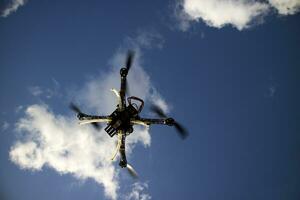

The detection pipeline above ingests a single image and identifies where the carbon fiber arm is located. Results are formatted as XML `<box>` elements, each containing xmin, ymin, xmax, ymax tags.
<box><xmin>131</xmin><ymin>118</ymin><xmax>172</xmax><ymax>127</ymax></box>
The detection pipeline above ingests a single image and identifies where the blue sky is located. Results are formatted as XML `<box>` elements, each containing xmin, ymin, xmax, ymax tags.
<box><xmin>1</xmin><ymin>0</ymin><xmax>300</xmax><ymax>200</ymax></box>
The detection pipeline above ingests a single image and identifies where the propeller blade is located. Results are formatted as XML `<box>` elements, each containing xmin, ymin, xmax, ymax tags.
<box><xmin>173</xmin><ymin>122</ymin><xmax>188</xmax><ymax>139</ymax></box>
<box><xmin>150</xmin><ymin>104</ymin><xmax>167</xmax><ymax>118</ymax></box>
<box><xmin>150</xmin><ymin>104</ymin><xmax>189</xmax><ymax>139</ymax></box>
<box><xmin>69</xmin><ymin>103</ymin><xmax>82</xmax><ymax>114</ymax></box>
<box><xmin>123</xmin><ymin>50</ymin><xmax>134</xmax><ymax>95</ymax></box>
<box><xmin>69</xmin><ymin>102</ymin><xmax>102</xmax><ymax>130</ymax></box>
<box><xmin>126</xmin><ymin>164</ymin><xmax>138</xmax><ymax>179</ymax></box>
<box><xmin>125</xmin><ymin>50</ymin><xmax>134</xmax><ymax>71</ymax></box>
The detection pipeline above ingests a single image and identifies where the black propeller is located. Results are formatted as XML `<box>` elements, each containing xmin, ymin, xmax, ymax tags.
<box><xmin>150</xmin><ymin>104</ymin><xmax>188</xmax><ymax>139</ymax></box>
<box><xmin>69</xmin><ymin>103</ymin><xmax>101</xmax><ymax>130</ymax></box>
<box><xmin>150</xmin><ymin>105</ymin><xmax>167</xmax><ymax>118</ymax></box>
<box><xmin>69</xmin><ymin>103</ymin><xmax>82</xmax><ymax>114</ymax></box>
<box><xmin>125</xmin><ymin>50</ymin><xmax>134</xmax><ymax>71</ymax></box>
<box><xmin>124</xmin><ymin>50</ymin><xmax>135</xmax><ymax>95</ymax></box>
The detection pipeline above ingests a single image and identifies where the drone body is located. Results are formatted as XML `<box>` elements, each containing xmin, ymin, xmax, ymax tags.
<box><xmin>70</xmin><ymin>51</ymin><xmax>187</xmax><ymax>178</ymax></box>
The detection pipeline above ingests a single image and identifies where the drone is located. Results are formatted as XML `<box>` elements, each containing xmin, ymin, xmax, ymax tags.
<box><xmin>70</xmin><ymin>51</ymin><xmax>188</xmax><ymax>178</ymax></box>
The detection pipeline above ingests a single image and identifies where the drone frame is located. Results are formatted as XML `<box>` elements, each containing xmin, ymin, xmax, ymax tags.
<box><xmin>72</xmin><ymin>51</ymin><xmax>186</xmax><ymax>178</ymax></box>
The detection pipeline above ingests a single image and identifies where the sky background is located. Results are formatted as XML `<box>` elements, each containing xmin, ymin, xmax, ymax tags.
<box><xmin>0</xmin><ymin>0</ymin><xmax>300</xmax><ymax>200</ymax></box>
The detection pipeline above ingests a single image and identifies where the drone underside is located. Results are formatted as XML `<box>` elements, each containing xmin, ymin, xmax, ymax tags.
<box><xmin>70</xmin><ymin>51</ymin><xmax>188</xmax><ymax>178</ymax></box>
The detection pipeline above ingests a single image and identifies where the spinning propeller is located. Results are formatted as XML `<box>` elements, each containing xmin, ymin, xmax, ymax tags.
<box><xmin>69</xmin><ymin>103</ymin><xmax>101</xmax><ymax>130</ymax></box>
<box><xmin>125</xmin><ymin>50</ymin><xmax>134</xmax><ymax>71</ymax></box>
<box><xmin>150</xmin><ymin>105</ymin><xmax>188</xmax><ymax>139</ymax></box>
<box><xmin>124</xmin><ymin>51</ymin><xmax>134</xmax><ymax>95</ymax></box>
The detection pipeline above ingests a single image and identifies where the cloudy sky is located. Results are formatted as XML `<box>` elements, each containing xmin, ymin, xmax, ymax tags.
<box><xmin>0</xmin><ymin>0</ymin><xmax>299</xmax><ymax>200</ymax></box>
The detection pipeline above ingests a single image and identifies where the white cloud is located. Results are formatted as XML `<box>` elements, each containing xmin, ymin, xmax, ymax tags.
<box><xmin>133</xmin><ymin>30</ymin><xmax>165</xmax><ymax>49</ymax></box>
<box><xmin>149</xmin><ymin>88</ymin><xmax>170</xmax><ymax>114</ymax></box>
<box><xmin>10</xmin><ymin>33</ymin><xmax>167</xmax><ymax>200</ymax></box>
<box><xmin>1</xmin><ymin>0</ymin><xmax>27</xmax><ymax>17</ymax></box>
<box><xmin>175</xmin><ymin>0</ymin><xmax>300</xmax><ymax>31</ymax></box>
<box><xmin>10</xmin><ymin>104</ymin><xmax>119</xmax><ymax>199</ymax></box>
<box><xmin>177</xmin><ymin>0</ymin><xmax>269</xmax><ymax>30</ymax></box>
<box><xmin>124</xmin><ymin>182</ymin><xmax>151</xmax><ymax>200</ymax></box>
<box><xmin>268</xmin><ymin>0</ymin><xmax>300</xmax><ymax>15</ymax></box>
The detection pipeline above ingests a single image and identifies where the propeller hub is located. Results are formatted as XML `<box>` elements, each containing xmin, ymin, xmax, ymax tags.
<box><xmin>165</xmin><ymin>118</ymin><xmax>175</xmax><ymax>126</ymax></box>
<box><xmin>77</xmin><ymin>113</ymin><xmax>85</xmax><ymax>119</ymax></box>
<box><xmin>120</xmin><ymin>68</ymin><xmax>128</xmax><ymax>77</ymax></box>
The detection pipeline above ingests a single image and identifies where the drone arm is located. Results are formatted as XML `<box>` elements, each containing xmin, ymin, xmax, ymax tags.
<box><xmin>78</xmin><ymin>115</ymin><xmax>112</xmax><ymax>125</ymax></box>
<box><xmin>131</xmin><ymin>118</ymin><xmax>172</xmax><ymax>127</ymax></box>
<box><xmin>119</xmin><ymin>69</ymin><xmax>128</xmax><ymax>111</ymax></box>
<box><xmin>118</xmin><ymin>130</ymin><xmax>127</xmax><ymax>168</ymax></box>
